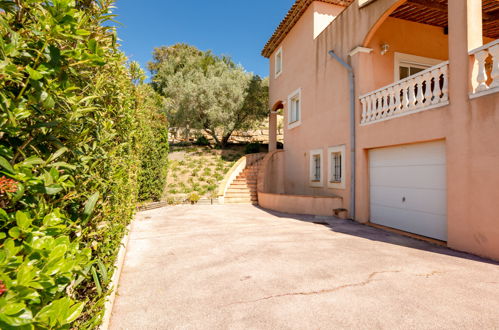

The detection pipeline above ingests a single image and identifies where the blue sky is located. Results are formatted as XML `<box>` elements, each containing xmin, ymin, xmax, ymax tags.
<box><xmin>113</xmin><ymin>0</ymin><xmax>293</xmax><ymax>78</ymax></box>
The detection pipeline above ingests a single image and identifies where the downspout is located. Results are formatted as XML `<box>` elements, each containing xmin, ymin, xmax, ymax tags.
<box><xmin>328</xmin><ymin>50</ymin><xmax>356</xmax><ymax>220</ymax></box>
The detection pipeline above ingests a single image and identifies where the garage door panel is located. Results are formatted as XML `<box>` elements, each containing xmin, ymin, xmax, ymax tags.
<box><xmin>371</xmin><ymin>205</ymin><xmax>447</xmax><ymax>241</ymax></box>
<box><xmin>370</xmin><ymin>142</ymin><xmax>446</xmax><ymax>167</ymax></box>
<box><xmin>370</xmin><ymin>186</ymin><xmax>446</xmax><ymax>216</ymax></box>
<box><xmin>370</xmin><ymin>165</ymin><xmax>446</xmax><ymax>190</ymax></box>
<box><xmin>369</xmin><ymin>141</ymin><xmax>447</xmax><ymax>241</ymax></box>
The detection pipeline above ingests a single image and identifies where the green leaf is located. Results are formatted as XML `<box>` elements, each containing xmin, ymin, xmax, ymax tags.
<box><xmin>0</xmin><ymin>232</ymin><xmax>6</xmax><ymax>240</ymax></box>
<box><xmin>43</xmin><ymin>211</ymin><xmax>63</xmax><ymax>227</ymax></box>
<box><xmin>0</xmin><ymin>208</ymin><xmax>8</xmax><ymax>221</ymax></box>
<box><xmin>19</xmin><ymin>156</ymin><xmax>44</xmax><ymax>167</ymax></box>
<box><xmin>17</xmin><ymin>264</ymin><xmax>35</xmax><ymax>286</ymax></box>
<box><xmin>91</xmin><ymin>266</ymin><xmax>102</xmax><ymax>295</ymax></box>
<box><xmin>11</xmin><ymin>182</ymin><xmax>24</xmax><ymax>204</ymax></box>
<box><xmin>8</xmin><ymin>226</ymin><xmax>21</xmax><ymax>239</ymax></box>
<box><xmin>97</xmin><ymin>259</ymin><xmax>108</xmax><ymax>284</ymax></box>
<box><xmin>44</xmin><ymin>184</ymin><xmax>63</xmax><ymax>195</ymax></box>
<box><xmin>46</xmin><ymin>147</ymin><xmax>68</xmax><ymax>164</ymax></box>
<box><xmin>0</xmin><ymin>309</ymin><xmax>33</xmax><ymax>326</ymax></box>
<box><xmin>25</xmin><ymin>66</ymin><xmax>43</xmax><ymax>80</ymax></box>
<box><xmin>16</xmin><ymin>211</ymin><xmax>32</xmax><ymax>230</ymax></box>
<box><xmin>83</xmin><ymin>192</ymin><xmax>99</xmax><ymax>222</ymax></box>
<box><xmin>2</xmin><ymin>303</ymin><xmax>25</xmax><ymax>315</ymax></box>
<box><xmin>63</xmin><ymin>301</ymin><xmax>84</xmax><ymax>324</ymax></box>
<box><xmin>0</xmin><ymin>156</ymin><xmax>14</xmax><ymax>173</ymax></box>
<box><xmin>48</xmin><ymin>244</ymin><xmax>67</xmax><ymax>261</ymax></box>
<box><xmin>76</xmin><ymin>29</ymin><xmax>91</xmax><ymax>36</ymax></box>
<box><xmin>88</xmin><ymin>39</ymin><xmax>97</xmax><ymax>53</ymax></box>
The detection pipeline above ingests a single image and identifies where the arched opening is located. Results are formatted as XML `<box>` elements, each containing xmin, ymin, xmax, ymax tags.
<box><xmin>362</xmin><ymin>0</ymin><xmax>498</xmax><ymax>91</ymax></box>
<box><xmin>357</xmin><ymin>0</ymin><xmax>499</xmax><ymax>125</ymax></box>
<box><xmin>269</xmin><ymin>101</ymin><xmax>284</xmax><ymax>151</ymax></box>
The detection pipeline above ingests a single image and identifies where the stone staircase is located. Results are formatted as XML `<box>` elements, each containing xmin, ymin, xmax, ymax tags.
<box><xmin>224</xmin><ymin>161</ymin><xmax>261</xmax><ymax>205</ymax></box>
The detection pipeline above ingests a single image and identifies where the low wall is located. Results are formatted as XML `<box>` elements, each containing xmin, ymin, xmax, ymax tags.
<box><xmin>257</xmin><ymin>150</ymin><xmax>285</xmax><ymax>194</ymax></box>
<box><xmin>257</xmin><ymin>151</ymin><xmax>343</xmax><ymax>216</ymax></box>
<box><xmin>258</xmin><ymin>192</ymin><xmax>342</xmax><ymax>217</ymax></box>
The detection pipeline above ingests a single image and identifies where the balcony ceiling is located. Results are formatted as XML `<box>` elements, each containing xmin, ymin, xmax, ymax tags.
<box><xmin>390</xmin><ymin>0</ymin><xmax>499</xmax><ymax>39</ymax></box>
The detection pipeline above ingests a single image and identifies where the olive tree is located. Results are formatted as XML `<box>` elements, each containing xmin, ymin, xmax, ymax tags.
<box><xmin>149</xmin><ymin>44</ymin><xmax>269</xmax><ymax>148</ymax></box>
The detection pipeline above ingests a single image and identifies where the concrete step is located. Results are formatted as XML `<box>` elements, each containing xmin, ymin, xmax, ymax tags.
<box><xmin>227</xmin><ymin>188</ymin><xmax>254</xmax><ymax>193</ymax></box>
<box><xmin>233</xmin><ymin>180</ymin><xmax>257</xmax><ymax>185</ymax></box>
<box><xmin>225</xmin><ymin>193</ymin><xmax>257</xmax><ymax>199</ymax></box>
<box><xmin>225</xmin><ymin>197</ymin><xmax>258</xmax><ymax>204</ymax></box>
<box><xmin>230</xmin><ymin>182</ymin><xmax>256</xmax><ymax>186</ymax></box>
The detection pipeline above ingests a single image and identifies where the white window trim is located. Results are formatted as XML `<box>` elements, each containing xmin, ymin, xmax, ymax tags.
<box><xmin>275</xmin><ymin>47</ymin><xmax>283</xmax><ymax>79</ymax></box>
<box><xmin>394</xmin><ymin>52</ymin><xmax>443</xmax><ymax>82</ymax></box>
<box><xmin>287</xmin><ymin>88</ymin><xmax>302</xmax><ymax>129</ymax></box>
<box><xmin>328</xmin><ymin>145</ymin><xmax>346</xmax><ymax>189</ymax></box>
<box><xmin>309</xmin><ymin>149</ymin><xmax>324</xmax><ymax>187</ymax></box>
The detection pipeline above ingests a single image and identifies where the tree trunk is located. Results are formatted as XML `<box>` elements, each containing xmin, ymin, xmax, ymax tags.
<box><xmin>204</xmin><ymin>128</ymin><xmax>221</xmax><ymax>147</ymax></box>
<box><xmin>220</xmin><ymin>133</ymin><xmax>232</xmax><ymax>149</ymax></box>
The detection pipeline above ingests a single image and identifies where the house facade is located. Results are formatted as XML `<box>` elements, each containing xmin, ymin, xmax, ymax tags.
<box><xmin>259</xmin><ymin>0</ymin><xmax>499</xmax><ymax>261</ymax></box>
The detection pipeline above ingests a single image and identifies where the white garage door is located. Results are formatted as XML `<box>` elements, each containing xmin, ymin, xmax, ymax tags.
<box><xmin>369</xmin><ymin>141</ymin><xmax>447</xmax><ymax>241</ymax></box>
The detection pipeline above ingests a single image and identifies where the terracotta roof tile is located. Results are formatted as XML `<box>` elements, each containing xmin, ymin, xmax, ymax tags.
<box><xmin>262</xmin><ymin>0</ymin><xmax>353</xmax><ymax>58</ymax></box>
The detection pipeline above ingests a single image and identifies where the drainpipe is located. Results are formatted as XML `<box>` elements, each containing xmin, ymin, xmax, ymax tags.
<box><xmin>328</xmin><ymin>50</ymin><xmax>356</xmax><ymax>220</ymax></box>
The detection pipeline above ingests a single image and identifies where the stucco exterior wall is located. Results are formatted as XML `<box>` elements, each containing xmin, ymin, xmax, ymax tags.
<box><xmin>364</xmin><ymin>17</ymin><xmax>449</xmax><ymax>92</ymax></box>
<box><xmin>266</xmin><ymin>0</ymin><xmax>499</xmax><ymax>261</ymax></box>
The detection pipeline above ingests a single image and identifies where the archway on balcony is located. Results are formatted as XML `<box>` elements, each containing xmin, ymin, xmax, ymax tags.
<box><xmin>361</xmin><ymin>0</ymin><xmax>499</xmax><ymax>91</ymax></box>
<box><xmin>268</xmin><ymin>101</ymin><xmax>284</xmax><ymax>152</ymax></box>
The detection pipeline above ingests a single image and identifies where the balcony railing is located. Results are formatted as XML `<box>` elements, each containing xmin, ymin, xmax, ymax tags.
<box><xmin>470</xmin><ymin>39</ymin><xmax>499</xmax><ymax>98</ymax></box>
<box><xmin>359</xmin><ymin>61</ymin><xmax>449</xmax><ymax>125</ymax></box>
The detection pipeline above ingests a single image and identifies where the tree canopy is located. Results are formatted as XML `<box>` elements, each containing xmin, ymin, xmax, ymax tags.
<box><xmin>149</xmin><ymin>44</ymin><xmax>269</xmax><ymax>148</ymax></box>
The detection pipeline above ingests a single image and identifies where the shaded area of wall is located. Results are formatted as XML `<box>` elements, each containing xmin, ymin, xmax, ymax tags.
<box><xmin>447</xmin><ymin>92</ymin><xmax>499</xmax><ymax>261</ymax></box>
<box><xmin>257</xmin><ymin>150</ymin><xmax>343</xmax><ymax>217</ymax></box>
<box><xmin>258</xmin><ymin>192</ymin><xmax>343</xmax><ymax>217</ymax></box>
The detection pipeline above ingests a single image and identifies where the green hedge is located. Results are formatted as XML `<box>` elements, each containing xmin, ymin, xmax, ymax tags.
<box><xmin>0</xmin><ymin>1</ymin><xmax>168</xmax><ymax>328</ymax></box>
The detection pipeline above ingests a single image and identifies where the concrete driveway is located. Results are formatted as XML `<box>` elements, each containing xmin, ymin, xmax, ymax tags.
<box><xmin>109</xmin><ymin>205</ymin><xmax>499</xmax><ymax>329</ymax></box>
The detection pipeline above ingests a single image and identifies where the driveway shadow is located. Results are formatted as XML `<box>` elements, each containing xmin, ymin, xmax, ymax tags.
<box><xmin>256</xmin><ymin>206</ymin><xmax>498</xmax><ymax>266</ymax></box>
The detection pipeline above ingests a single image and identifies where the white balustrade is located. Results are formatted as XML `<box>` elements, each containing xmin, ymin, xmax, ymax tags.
<box><xmin>359</xmin><ymin>61</ymin><xmax>449</xmax><ymax>125</ymax></box>
<box><xmin>470</xmin><ymin>39</ymin><xmax>499</xmax><ymax>96</ymax></box>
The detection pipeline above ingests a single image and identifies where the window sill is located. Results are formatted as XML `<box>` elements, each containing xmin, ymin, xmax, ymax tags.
<box><xmin>328</xmin><ymin>181</ymin><xmax>346</xmax><ymax>190</ymax></box>
<box><xmin>288</xmin><ymin>120</ymin><xmax>302</xmax><ymax>130</ymax></box>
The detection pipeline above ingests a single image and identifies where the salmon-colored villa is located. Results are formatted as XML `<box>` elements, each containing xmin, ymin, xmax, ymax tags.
<box><xmin>253</xmin><ymin>0</ymin><xmax>499</xmax><ymax>261</ymax></box>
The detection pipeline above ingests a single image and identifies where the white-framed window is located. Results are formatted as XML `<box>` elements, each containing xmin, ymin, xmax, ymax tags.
<box><xmin>328</xmin><ymin>145</ymin><xmax>346</xmax><ymax>189</ymax></box>
<box><xmin>394</xmin><ymin>52</ymin><xmax>443</xmax><ymax>81</ymax></box>
<box><xmin>287</xmin><ymin>88</ymin><xmax>301</xmax><ymax>129</ymax></box>
<box><xmin>309</xmin><ymin>149</ymin><xmax>323</xmax><ymax>187</ymax></box>
<box><xmin>275</xmin><ymin>47</ymin><xmax>283</xmax><ymax>78</ymax></box>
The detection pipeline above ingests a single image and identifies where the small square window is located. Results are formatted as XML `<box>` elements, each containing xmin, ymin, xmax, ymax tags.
<box><xmin>328</xmin><ymin>145</ymin><xmax>346</xmax><ymax>189</ymax></box>
<box><xmin>275</xmin><ymin>47</ymin><xmax>283</xmax><ymax>78</ymax></box>
<box><xmin>309</xmin><ymin>149</ymin><xmax>323</xmax><ymax>187</ymax></box>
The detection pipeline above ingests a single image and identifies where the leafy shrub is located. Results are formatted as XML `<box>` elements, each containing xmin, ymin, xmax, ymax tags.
<box><xmin>245</xmin><ymin>143</ymin><xmax>261</xmax><ymax>154</ymax></box>
<box><xmin>136</xmin><ymin>84</ymin><xmax>169</xmax><ymax>202</ymax></box>
<box><xmin>194</xmin><ymin>136</ymin><xmax>210</xmax><ymax>146</ymax></box>
<box><xmin>0</xmin><ymin>1</ymin><xmax>168</xmax><ymax>328</ymax></box>
<box><xmin>187</xmin><ymin>192</ymin><xmax>200</xmax><ymax>204</ymax></box>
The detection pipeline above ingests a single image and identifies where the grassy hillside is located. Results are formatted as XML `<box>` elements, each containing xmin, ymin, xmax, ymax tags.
<box><xmin>165</xmin><ymin>145</ymin><xmax>246</xmax><ymax>203</ymax></box>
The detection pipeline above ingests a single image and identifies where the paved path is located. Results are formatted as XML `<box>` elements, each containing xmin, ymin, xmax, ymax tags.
<box><xmin>109</xmin><ymin>205</ymin><xmax>499</xmax><ymax>329</ymax></box>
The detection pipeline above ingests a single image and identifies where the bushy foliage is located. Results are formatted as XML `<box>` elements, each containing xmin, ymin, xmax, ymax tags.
<box><xmin>134</xmin><ymin>82</ymin><xmax>169</xmax><ymax>202</ymax></box>
<box><xmin>194</xmin><ymin>135</ymin><xmax>210</xmax><ymax>146</ymax></box>
<box><xmin>245</xmin><ymin>142</ymin><xmax>262</xmax><ymax>154</ymax></box>
<box><xmin>150</xmin><ymin>44</ymin><xmax>269</xmax><ymax>148</ymax></box>
<box><xmin>0</xmin><ymin>1</ymin><xmax>168</xmax><ymax>328</ymax></box>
